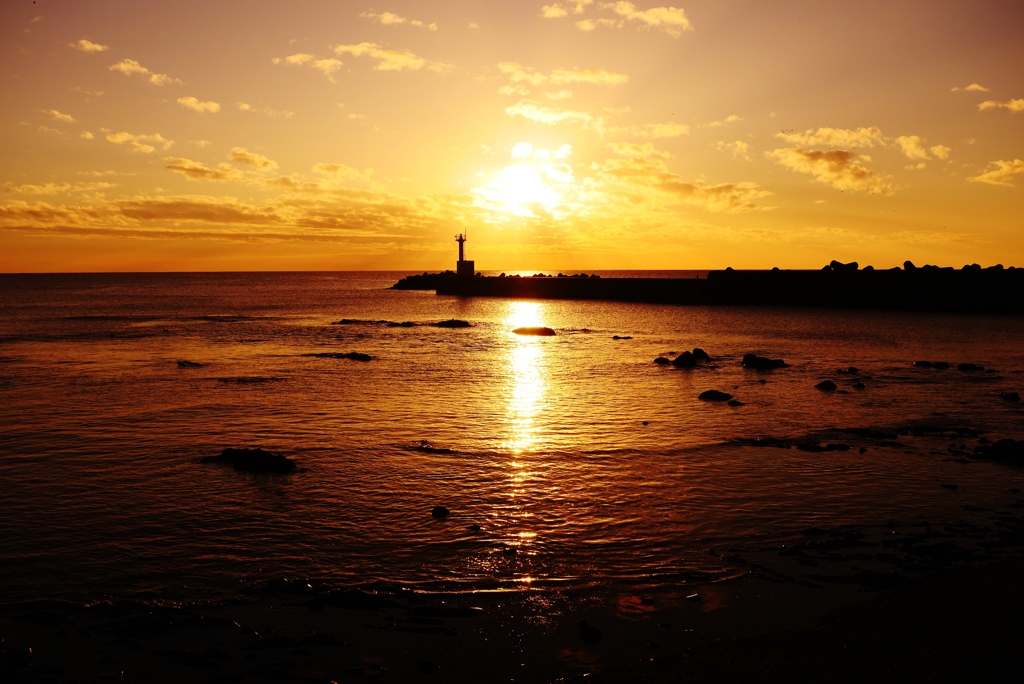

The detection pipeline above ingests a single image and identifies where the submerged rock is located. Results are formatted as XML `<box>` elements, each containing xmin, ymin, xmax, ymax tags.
<box><xmin>411</xmin><ymin>440</ymin><xmax>456</xmax><ymax>454</ymax></box>
<box><xmin>387</xmin><ymin>321</ymin><xmax>417</xmax><ymax>328</ymax></box>
<box><xmin>176</xmin><ymin>359</ymin><xmax>204</xmax><ymax>368</ymax></box>
<box><xmin>816</xmin><ymin>380</ymin><xmax>838</xmax><ymax>391</ymax></box>
<box><xmin>933</xmin><ymin>361</ymin><xmax>951</xmax><ymax>369</ymax></box>
<box><xmin>727</xmin><ymin>399</ymin><xmax>745</xmax><ymax>407</ymax></box>
<box><xmin>795</xmin><ymin>443</ymin><xmax>851</xmax><ymax>453</ymax></box>
<box><xmin>837</xmin><ymin>366</ymin><xmax>859</xmax><ymax>374</ymax></box>
<box><xmin>999</xmin><ymin>392</ymin><xmax>1021</xmax><ymax>402</ymax></box>
<box><xmin>612</xmin><ymin>335</ymin><xmax>633</xmax><ymax>340</ymax></box>
<box><xmin>853</xmin><ymin>382</ymin><xmax>866</xmax><ymax>390</ymax></box>
<box><xmin>742</xmin><ymin>354</ymin><xmax>787</xmax><ymax>370</ymax></box>
<box><xmin>434</xmin><ymin>319</ymin><xmax>471</xmax><ymax>328</ymax></box>
<box><xmin>431</xmin><ymin>506</ymin><xmax>450</xmax><ymax>519</ymax></box>
<box><xmin>513</xmin><ymin>326</ymin><xmax>556</xmax><ymax>336</ymax></box>
<box><xmin>304</xmin><ymin>352</ymin><xmax>372</xmax><ymax>361</ymax></box>
<box><xmin>698</xmin><ymin>390</ymin><xmax>733</xmax><ymax>402</ymax></box>
<box><xmin>653</xmin><ymin>357</ymin><xmax>671</xmax><ymax>365</ymax></box>
<box><xmin>202</xmin><ymin>448</ymin><xmax>297</xmax><ymax>473</ymax></box>
<box><xmin>974</xmin><ymin>439</ymin><xmax>1024</xmax><ymax>463</ymax></box>
<box><xmin>914</xmin><ymin>361</ymin><xmax>932</xmax><ymax>368</ymax></box>
<box><xmin>958</xmin><ymin>363</ymin><xmax>985</xmax><ymax>372</ymax></box>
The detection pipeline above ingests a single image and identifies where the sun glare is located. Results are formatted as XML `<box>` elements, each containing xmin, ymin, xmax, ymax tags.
<box><xmin>472</xmin><ymin>142</ymin><xmax>575</xmax><ymax>219</ymax></box>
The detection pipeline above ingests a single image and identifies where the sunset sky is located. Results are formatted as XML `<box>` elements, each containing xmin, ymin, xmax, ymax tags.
<box><xmin>1</xmin><ymin>0</ymin><xmax>1022</xmax><ymax>271</ymax></box>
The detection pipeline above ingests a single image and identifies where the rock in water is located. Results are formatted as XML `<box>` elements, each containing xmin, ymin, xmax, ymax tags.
<box><xmin>958</xmin><ymin>363</ymin><xmax>985</xmax><ymax>371</ymax></box>
<box><xmin>176</xmin><ymin>359</ymin><xmax>204</xmax><ymax>368</ymax></box>
<box><xmin>727</xmin><ymin>399</ymin><xmax>745</xmax><ymax>407</ymax></box>
<box><xmin>698</xmin><ymin>390</ymin><xmax>733</xmax><ymax>402</ymax></box>
<box><xmin>431</xmin><ymin>506</ymin><xmax>450</xmax><ymax>519</ymax></box>
<box><xmin>202</xmin><ymin>448</ymin><xmax>297</xmax><ymax>473</ymax></box>
<box><xmin>933</xmin><ymin>361</ymin><xmax>950</xmax><ymax>369</ymax></box>
<box><xmin>742</xmin><ymin>354</ymin><xmax>787</xmax><ymax>370</ymax></box>
<box><xmin>692</xmin><ymin>348</ymin><xmax>713</xmax><ymax>362</ymax></box>
<box><xmin>578</xmin><ymin>621</ymin><xmax>603</xmax><ymax>645</ymax></box>
<box><xmin>304</xmin><ymin>352</ymin><xmax>373</xmax><ymax>361</ymax></box>
<box><xmin>653</xmin><ymin>357</ymin><xmax>671</xmax><ymax>365</ymax></box>
<box><xmin>513</xmin><ymin>327</ymin><xmax>556</xmax><ymax>336</ymax></box>
<box><xmin>672</xmin><ymin>351</ymin><xmax>696</xmax><ymax>368</ymax></box>
<box><xmin>434</xmin><ymin>319</ymin><xmax>471</xmax><ymax>328</ymax></box>
<box><xmin>974</xmin><ymin>439</ymin><xmax>1024</xmax><ymax>463</ymax></box>
<box><xmin>913</xmin><ymin>360</ymin><xmax>932</xmax><ymax>368</ymax></box>
<box><xmin>999</xmin><ymin>392</ymin><xmax>1021</xmax><ymax>402</ymax></box>
<box><xmin>816</xmin><ymin>380</ymin><xmax>838</xmax><ymax>391</ymax></box>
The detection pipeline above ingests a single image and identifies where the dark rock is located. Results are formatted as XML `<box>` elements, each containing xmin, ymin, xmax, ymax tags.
<box><xmin>434</xmin><ymin>319</ymin><xmax>471</xmax><ymax>328</ymax></box>
<box><xmin>304</xmin><ymin>351</ymin><xmax>372</xmax><ymax>361</ymax></box>
<box><xmin>796</xmin><ymin>443</ymin><xmax>851</xmax><ymax>453</ymax></box>
<box><xmin>578</xmin><ymin>621</ymin><xmax>603</xmax><ymax>645</ymax></box>
<box><xmin>698</xmin><ymin>390</ymin><xmax>733</xmax><ymax>402</ymax></box>
<box><xmin>176</xmin><ymin>359</ymin><xmax>204</xmax><ymax>368</ymax></box>
<box><xmin>852</xmin><ymin>382</ymin><xmax>866</xmax><ymax>389</ymax></box>
<box><xmin>837</xmin><ymin>366</ymin><xmax>859</xmax><ymax>374</ymax></box>
<box><xmin>513</xmin><ymin>326</ymin><xmax>556</xmax><ymax>336</ymax></box>
<box><xmin>431</xmin><ymin>506</ymin><xmax>450</xmax><ymax>519</ymax></box>
<box><xmin>201</xmin><ymin>448</ymin><xmax>297</xmax><ymax>473</ymax></box>
<box><xmin>958</xmin><ymin>363</ymin><xmax>984</xmax><ymax>371</ymax></box>
<box><xmin>642</xmin><ymin>420</ymin><xmax>649</xmax><ymax>425</ymax></box>
<box><xmin>387</xmin><ymin>321</ymin><xmax>417</xmax><ymax>328</ymax></box>
<box><xmin>466</xmin><ymin>524</ymin><xmax>481</xmax><ymax>531</ymax></box>
<box><xmin>727</xmin><ymin>400</ymin><xmax>745</xmax><ymax>407</ymax></box>
<box><xmin>913</xmin><ymin>361</ymin><xmax>932</xmax><ymax>368</ymax></box>
<box><xmin>612</xmin><ymin>335</ymin><xmax>633</xmax><ymax>340</ymax></box>
<box><xmin>940</xmin><ymin>483</ymin><xmax>959</xmax><ymax>491</ymax></box>
<box><xmin>816</xmin><ymin>380</ymin><xmax>838</xmax><ymax>391</ymax></box>
<box><xmin>859</xmin><ymin>447</ymin><xmax>868</xmax><ymax>454</ymax></box>
<box><xmin>758</xmin><ymin>378</ymin><xmax>767</xmax><ymax>384</ymax></box>
<box><xmin>501</xmin><ymin>546</ymin><xmax>518</xmax><ymax>555</ymax></box>
<box><xmin>974</xmin><ymin>439</ymin><xmax>1024</xmax><ymax>463</ymax></box>
<box><xmin>933</xmin><ymin>361</ymin><xmax>950</xmax><ymax>369</ymax></box>
<box><xmin>653</xmin><ymin>357</ymin><xmax>671</xmax><ymax>365</ymax></box>
<box><xmin>692</xmin><ymin>348</ymin><xmax>713</xmax><ymax>362</ymax></box>
<box><xmin>1000</xmin><ymin>392</ymin><xmax>1021</xmax><ymax>402</ymax></box>
<box><xmin>672</xmin><ymin>351</ymin><xmax>696</xmax><ymax>368</ymax></box>
<box><xmin>742</xmin><ymin>354</ymin><xmax>787</xmax><ymax>370</ymax></box>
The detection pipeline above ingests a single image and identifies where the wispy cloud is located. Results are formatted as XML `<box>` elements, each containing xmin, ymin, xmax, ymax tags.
<box><xmin>544</xmin><ymin>1</ymin><xmax>692</xmax><ymax>36</ymax></box>
<box><xmin>950</xmin><ymin>83</ymin><xmax>989</xmax><ymax>92</ymax></box>
<box><xmin>70</xmin><ymin>39</ymin><xmax>109</xmax><ymax>53</ymax></box>
<box><xmin>704</xmin><ymin>114</ymin><xmax>742</xmax><ymax>128</ymax></box>
<box><xmin>505</xmin><ymin>100</ymin><xmax>595</xmax><ymax>126</ymax></box>
<box><xmin>106</xmin><ymin>131</ymin><xmax>174</xmax><ymax>154</ymax></box>
<box><xmin>229</xmin><ymin>148</ymin><xmax>278</xmax><ymax>171</ymax></box>
<box><xmin>768</xmin><ymin>148</ymin><xmax>894</xmax><ymax>194</ymax></box>
<box><xmin>333</xmin><ymin>43</ymin><xmax>449</xmax><ymax>72</ymax></box>
<box><xmin>777</xmin><ymin>127</ymin><xmax>885</xmax><ymax>148</ymax></box>
<box><xmin>968</xmin><ymin>159</ymin><xmax>1024</xmax><ymax>186</ymax></box>
<box><xmin>717</xmin><ymin>140</ymin><xmax>751</xmax><ymax>161</ymax></box>
<box><xmin>109</xmin><ymin>59</ymin><xmax>183</xmax><ymax>86</ymax></box>
<box><xmin>177</xmin><ymin>97</ymin><xmax>220</xmax><ymax>113</ymax></box>
<box><xmin>360</xmin><ymin>11</ymin><xmax>437</xmax><ymax>30</ymax></box>
<box><xmin>978</xmin><ymin>99</ymin><xmax>1024</xmax><ymax>113</ymax></box>
<box><xmin>237</xmin><ymin>102</ymin><xmax>295</xmax><ymax>118</ymax></box>
<box><xmin>43</xmin><ymin>109</ymin><xmax>76</xmax><ymax>124</ymax></box>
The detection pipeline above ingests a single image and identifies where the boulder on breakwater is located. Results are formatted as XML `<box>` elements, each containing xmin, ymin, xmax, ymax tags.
<box><xmin>201</xmin><ymin>448</ymin><xmax>297</xmax><ymax>473</ymax></box>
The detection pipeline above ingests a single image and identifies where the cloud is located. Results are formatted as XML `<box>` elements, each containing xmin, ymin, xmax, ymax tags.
<box><xmin>279</xmin><ymin>53</ymin><xmax>315</xmax><ymax>65</ymax></box>
<box><xmin>43</xmin><ymin>109</ymin><xmax>76</xmax><ymax>123</ymax></box>
<box><xmin>951</xmin><ymin>83</ymin><xmax>989</xmax><ymax>92</ymax></box>
<box><xmin>608</xmin><ymin>141</ymin><xmax>673</xmax><ymax>158</ymax></box>
<box><xmin>777</xmin><ymin>127</ymin><xmax>885</xmax><ymax>148</ymax></box>
<box><xmin>978</xmin><ymin>99</ymin><xmax>1024</xmax><ymax>113</ymax></box>
<box><xmin>362</xmin><ymin>11</ymin><xmax>437</xmax><ymax>29</ymax></box>
<box><xmin>594</xmin><ymin>157</ymin><xmax>770</xmax><ymax>212</ymax></box>
<box><xmin>768</xmin><ymin>148</ymin><xmax>894</xmax><ymax>194</ymax></box>
<box><xmin>70</xmin><ymin>39</ymin><xmax>109</xmax><ymax>53</ymax></box>
<box><xmin>164</xmin><ymin>157</ymin><xmax>244</xmax><ymax>182</ymax></box>
<box><xmin>273</xmin><ymin>53</ymin><xmax>346</xmax><ymax>81</ymax></box>
<box><xmin>717</xmin><ymin>140</ymin><xmax>751</xmax><ymax>161</ymax></box>
<box><xmin>109</xmin><ymin>59</ymin><xmax>183</xmax><ymax>86</ymax></box>
<box><xmin>894</xmin><ymin>135</ymin><xmax>930</xmax><ymax>161</ymax></box>
<box><xmin>237</xmin><ymin>102</ymin><xmax>295</xmax><ymax>118</ymax></box>
<box><xmin>542</xmin><ymin>4</ymin><xmax>569</xmax><ymax>17</ymax></box>
<box><xmin>546</xmin><ymin>90</ymin><xmax>573</xmax><ymax>100</ymax></box>
<box><xmin>930</xmin><ymin>145</ymin><xmax>951</xmax><ymax>159</ymax></box>
<box><xmin>968</xmin><ymin>159</ymin><xmax>1024</xmax><ymax>186</ymax></box>
<box><xmin>81</xmin><ymin>132</ymin><xmax>94</xmax><ymax>140</ymax></box>
<box><xmin>177</xmin><ymin>97</ymin><xmax>220</xmax><ymax>113</ymax></box>
<box><xmin>496</xmin><ymin>62</ymin><xmax>627</xmax><ymax>95</ymax></box>
<box><xmin>605</xmin><ymin>2</ymin><xmax>693</xmax><ymax>36</ymax></box>
<box><xmin>106</xmin><ymin>131</ymin><xmax>174</xmax><ymax>154</ymax></box>
<box><xmin>229</xmin><ymin>148</ymin><xmax>278</xmax><ymax>171</ymax></box>
<box><xmin>705</xmin><ymin>114</ymin><xmax>742</xmax><ymax>128</ymax></box>
<box><xmin>334</xmin><ymin>43</ymin><xmax>448</xmax><ymax>72</ymax></box>
<box><xmin>4</xmin><ymin>182</ymin><xmax>116</xmax><ymax>195</ymax></box>
<box><xmin>505</xmin><ymin>100</ymin><xmax>595</xmax><ymax>126</ymax></box>
<box><xmin>608</xmin><ymin>122</ymin><xmax>689</xmax><ymax>138</ymax></box>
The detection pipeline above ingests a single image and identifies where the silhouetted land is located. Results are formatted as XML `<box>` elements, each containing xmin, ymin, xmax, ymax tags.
<box><xmin>393</xmin><ymin>262</ymin><xmax>1024</xmax><ymax>313</ymax></box>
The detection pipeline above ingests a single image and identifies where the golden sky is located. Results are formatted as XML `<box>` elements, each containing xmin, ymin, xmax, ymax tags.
<box><xmin>1</xmin><ymin>0</ymin><xmax>1022</xmax><ymax>271</ymax></box>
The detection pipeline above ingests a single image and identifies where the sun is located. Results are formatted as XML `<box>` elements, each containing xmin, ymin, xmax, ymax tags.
<box><xmin>472</xmin><ymin>142</ymin><xmax>575</xmax><ymax>218</ymax></box>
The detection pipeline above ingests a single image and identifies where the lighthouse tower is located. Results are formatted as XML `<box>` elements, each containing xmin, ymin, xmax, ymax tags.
<box><xmin>455</xmin><ymin>233</ymin><xmax>474</xmax><ymax>278</ymax></box>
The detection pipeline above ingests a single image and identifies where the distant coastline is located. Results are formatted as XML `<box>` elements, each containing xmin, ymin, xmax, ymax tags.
<box><xmin>394</xmin><ymin>261</ymin><xmax>1024</xmax><ymax>314</ymax></box>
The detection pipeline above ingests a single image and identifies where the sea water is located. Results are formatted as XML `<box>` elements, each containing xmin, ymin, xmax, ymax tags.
<box><xmin>1</xmin><ymin>271</ymin><xmax>1022</xmax><ymax>603</ymax></box>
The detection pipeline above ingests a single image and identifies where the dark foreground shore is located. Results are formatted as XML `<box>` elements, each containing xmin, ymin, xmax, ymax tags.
<box><xmin>394</xmin><ymin>263</ymin><xmax>1024</xmax><ymax>313</ymax></box>
<box><xmin>4</xmin><ymin>443</ymin><xmax>1023</xmax><ymax>684</ymax></box>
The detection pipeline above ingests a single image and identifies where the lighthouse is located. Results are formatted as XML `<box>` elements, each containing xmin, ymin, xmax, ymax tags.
<box><xmin>455</xmin><ymin>233</ymin><xmax>474</xmax><ymax>278</ymax></box>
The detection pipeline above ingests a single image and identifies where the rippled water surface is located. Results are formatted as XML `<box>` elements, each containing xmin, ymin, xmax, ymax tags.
<box><xmin>2</xmin><ymin>272</ymin><xmax>1023</xmax><ymax>602</ymax></box>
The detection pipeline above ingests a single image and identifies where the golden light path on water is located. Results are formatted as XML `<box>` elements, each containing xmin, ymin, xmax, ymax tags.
<box><xmin>502</xmin><ymin>301</ymin><xmax>548</xmax><ymax>581</ymax></box>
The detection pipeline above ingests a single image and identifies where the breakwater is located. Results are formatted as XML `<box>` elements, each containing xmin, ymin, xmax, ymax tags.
<box><xmin>393</xmin><ymin>264</ymin><xmax>1024</xmax><ymax>313</ymax></box>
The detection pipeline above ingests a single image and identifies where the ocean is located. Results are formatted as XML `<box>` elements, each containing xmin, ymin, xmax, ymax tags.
<box><xmin>2</xmin><ymin>271</ymin><xmax>1023</xmax><ymax>605</ymax></box>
